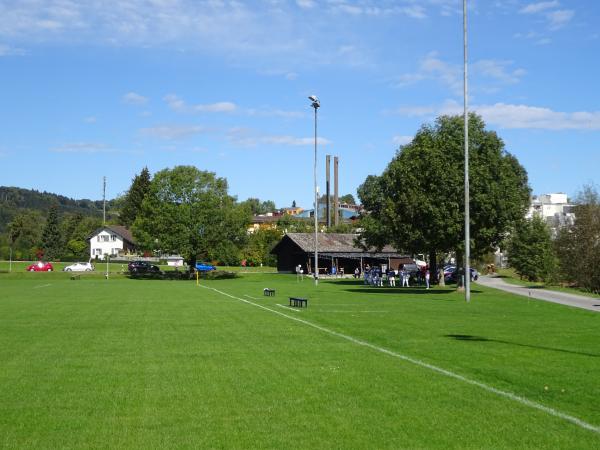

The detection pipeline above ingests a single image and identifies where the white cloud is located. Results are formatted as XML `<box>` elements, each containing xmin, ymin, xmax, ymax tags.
<box><xmin>165</xmin><ymin>94</ymin><xmax>302</xmax><ymax>118</ymax></box>
<box><xmin>546</xmin><ymin>9</ymin><xmax>574</xmax><ymax>30</ymax></box>
<box><xmin>164</xmin><ymin>94</ymin><xmax>236</xmax><ymax>113</ymax></box>
<box><xmin>51</xmin><ymin>142</ymin><xmax>114</xmax><ymax>153</ymax></box>
<box><xmin>392</xmin><ymin>135</ymin><xmax>413</xmax><ymax>146</ymax></box>
<box><xmin>0</xmin><ymin>44</ymin><xmax>25</xmax><ymax>56</ymax></box>
<box><xmin>123</xmin><ymin>92</ymin><xmax>148</xmax><ymax>105</ymax></box>
<box><xmin>245</xmin><ymin>108</ymin><xmax>304</xmax><ymax>119</ymax></box>
<box><xmin>395</xmin><ymin>53</ymin><xmax>525</xmax><ymax>94</ymax></box>
<box><xmin>228</xmin><ymin>128</ymin><xmax>331</xmax><ymax>147</ymax></box>
<box><xmin>391</xmin><ymin>100</ymin><xmax>600</xmax><ymax>130</ymax></box>
<box><xmin>296</xmin><ymin>0</ymin><xmax>316</xmax><ymax>9</ymax></box>
<box><xmin>471</xmin><ymin>60</ymin><xmax>526</xmax><ymax>84</ymax></box>
<box><xmin>84</xmin><ymin>116</ymin><xmax>97</xmax><ymax>123</ymax></box>
<box><xmin>139</xmin><ymin>125</ymin><xmax>208</xmax><ymax>140</ymax></box>
<box><xmin>519</xmin><ymin>1</ymin><xmax>560</xmax><ymax>14</ymax></box>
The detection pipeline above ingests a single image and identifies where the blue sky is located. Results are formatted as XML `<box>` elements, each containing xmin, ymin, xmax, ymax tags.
<box><xmin>1</xmin><ymin>0</ymin><xmax>599</xmax><ymax>209</ymax></box>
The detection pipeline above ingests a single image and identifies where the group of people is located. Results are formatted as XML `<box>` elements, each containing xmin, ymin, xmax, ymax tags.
<box><xmin>359</xmin><ymin>264</ymin><xmax>430</xmax><ymax>289</ymax></box>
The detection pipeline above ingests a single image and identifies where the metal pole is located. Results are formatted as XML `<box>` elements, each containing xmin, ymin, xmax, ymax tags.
<box><xmin>313</xmin><ymin>105</ymin><xmax>319</xmax><ymax>285</ymax></box>
<box><xmin>463</xmin><ymin>0</ymin><xmax>470</xmax><ymax>302</ymax></box>
<box><xmin>103</xmin><ymin>176</ymin><xmax>106</xmax><ymax>226</ymax></box>
<box><xmin>326</xmin><ymin>155</ymin><xmax>331</xmax><ymax>228</ymax></box>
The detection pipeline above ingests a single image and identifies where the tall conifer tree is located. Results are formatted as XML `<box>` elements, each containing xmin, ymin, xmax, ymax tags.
<box><xmin>120</xmin><ymin>167</ymin><xmax>151</xmax><ymax>227</ymax></box>
<box><xmin>41</xmin><ymin>205</ymin><xmax>62</xmax><ymax>260</ymax></box>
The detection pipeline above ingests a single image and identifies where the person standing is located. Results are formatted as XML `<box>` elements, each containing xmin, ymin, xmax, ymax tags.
<box><xmin>388</xmin><ymin>268</ymin><xmax>396</xmax><ymax>287</ymax></box>
<box><xmin>425</xmin><ymin>269</ymin><xmax>430</xmax><ymax>289</ymax></box>
<box><xmin>402</xmin><ymin>268</ymin><xmax>410</xmax><ymax>287</ymax></box>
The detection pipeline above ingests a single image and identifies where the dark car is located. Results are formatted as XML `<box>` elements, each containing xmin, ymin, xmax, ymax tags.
<box><xmin>444</xmin><ymin>266</ymin><xmax>478</xmax><ymax>283</ymax></box>
<box><xmin>128</xmin><ymin>260</ymin><xmax>160</xmax><ymax>274</ymax></box>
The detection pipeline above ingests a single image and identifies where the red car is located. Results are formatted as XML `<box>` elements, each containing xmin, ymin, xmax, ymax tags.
<box><xmin>26</xmin><ymin>262</ymin><xmax>54</xmax><ymax>272</ymax></box>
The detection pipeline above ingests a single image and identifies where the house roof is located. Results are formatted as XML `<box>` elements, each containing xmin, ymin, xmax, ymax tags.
<box><xmin>87</xmin><ymin>225</ymin><xmax>136</xmax><ymax>245</ymax></box>
<box><xmin>272</xmin><ymin>233</ymin><xmax>408</xmax><ymax>258</ymax></box>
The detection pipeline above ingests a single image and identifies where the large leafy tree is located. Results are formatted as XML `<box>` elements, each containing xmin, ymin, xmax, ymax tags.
<box><xmin>242</xmin><ymin>228</ymin><xmax>281</xmax><ymax>267</ymax></box>
<box><xmin>41</xmin><ymin>205</ymin><xmax>62</xmax><ymax>260</ymax></box>
<box><xmin>6</xmin><ymin>210</ymin><xmax>44</xmax><ymax>259</ymax></box>
<box><xmin>240</xmin><ymin>198</ymin><xmax>277</xmax><ymax>215</ymax></box>
<box><xmin>555</xmin><ymin>185</ymin><xmax>600</xmax><ymax>293</ymax></box>
<box><xmin>507</xmin><ymin>215</ymin><xmax>557</xmax><ymax>282</ymax></box>
<box><xmin>133</xmin><ymin>166</ymin><xmax>250</xmax><ymax>266</ymax></box>
<box><xmin>358</xmin><ymin>113</ymin><xmax>530</xmax><ymax>276</ymax></box>
<box><xmin>120</xmin><ymin>167</ymin><xmax>151</xmax><ymax>227</ymax></box>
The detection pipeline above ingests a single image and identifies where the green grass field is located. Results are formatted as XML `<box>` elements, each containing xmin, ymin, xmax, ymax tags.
<box><xmin>496</xmin><ymin>268</ymin><xmax>600</xmax><ymax>299</ymax></box>
<box><xmin>1</xmin><ymin>272</ymin><xmax>599</xmax><ymax>448</ymax></box>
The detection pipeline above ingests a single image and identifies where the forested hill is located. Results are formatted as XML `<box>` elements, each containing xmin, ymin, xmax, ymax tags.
<box><xmin>0</xmin><ymin>186</ymin><xmax>118</xmax><ymax>231</ymax></box>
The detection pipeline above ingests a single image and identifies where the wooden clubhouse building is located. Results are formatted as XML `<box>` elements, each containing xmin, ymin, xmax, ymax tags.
<box><xmin>271</xmin><ymin>233</ymin><xmax>412</xmax><ymax>275</ymax></box>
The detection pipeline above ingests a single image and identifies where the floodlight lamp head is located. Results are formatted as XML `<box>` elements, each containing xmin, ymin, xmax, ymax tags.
<box><xmin>308</xmin><ymin>95</ymin><xmax>320</xmax><ymax>108</ymax></box>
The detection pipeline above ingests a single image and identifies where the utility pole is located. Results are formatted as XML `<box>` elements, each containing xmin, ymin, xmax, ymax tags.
<box><xmin>326</xmin><ymin>155</ymin><xmax>331</xmax><ymax>228</ymax></box>
<box><xmin>333</xmin><ymin>156</ymin><xmax>339</xmax><ymax>226</ymax></box>
<box><xmin>463</xmin><ymin>0</ymin><xmax>471</xmax><ymax>302</ymax></box>
<box><xmin>308</xmin><ymin>96</ymin><xmax>320</xmax><ymax>286</ymax></box>
<box><xmin>103</xmin><ymin>176</ymin><xmax>107</xmax><ymax>226</ymax></box>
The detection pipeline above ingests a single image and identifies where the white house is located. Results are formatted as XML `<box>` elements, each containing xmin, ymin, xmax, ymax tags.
<box><xmin>526</xmin><ymin>193</ymin><xmax>575</xmax><ymax>233</ymax></box>
<box><xmin>88</xmin><ymin>226</ymin><xmax>136</xmax><ymax>260</ymax></box>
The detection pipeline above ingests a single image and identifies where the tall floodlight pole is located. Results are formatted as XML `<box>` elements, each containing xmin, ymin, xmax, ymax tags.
<box><xmin>103</xmin><ymin>176</ymin><xmax>107</xmax><ymax>226</ymax></box>
<box><xmin>309</xmin><ymin>95</ymin><xmax>320</xmax><ymax>286</ymax></box>
<box><xmin>463</xmin><ymin>0</ymin><xmax>471</xmax><ymax>302</ymax></box>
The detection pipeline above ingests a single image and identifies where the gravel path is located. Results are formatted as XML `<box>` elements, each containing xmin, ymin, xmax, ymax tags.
<box><xmin>476</xmin><ymin>275</ymin><xmax>600</xmax><ymax>313</ymax></box>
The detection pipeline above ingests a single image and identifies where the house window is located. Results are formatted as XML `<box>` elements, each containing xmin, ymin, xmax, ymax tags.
<box><xmin>94</xmin><ymin>248</ymin><xmax>102</xmax><ymax>255</ymax></box>
<box><xmin>111</xmin><ymin>234</ymin><xmax>117</xmax><ymax>241</ymax></box>
<box><xmin>101</xmin><ymin>235</ymin><xmax>110</xmax><ymax>242</ymax></box>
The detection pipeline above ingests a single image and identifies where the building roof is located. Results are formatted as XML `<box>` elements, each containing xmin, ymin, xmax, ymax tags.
<box><xmin>272</xmin><ymin>233</ymin><xmax>408</xmax><ymax>258</ymax></box>
<box><xmin>88</xmin><ymin>225</ymin><xmax>136</xmax><ymax>245</ymax></box>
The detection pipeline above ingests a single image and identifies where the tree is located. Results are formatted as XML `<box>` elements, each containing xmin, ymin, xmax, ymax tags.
<box><xmin>133</xmin><ymin>166</ymin><xmax>250</xmax><ymax>267</ymax></box>
<box><xmin>120</xmin><ymin>167</ymin><xmax>151</xmax><ymax>227</ymax></box>
<box><xmin>339</xmin><ymin>194</ymin><xmax>356</xmax><ymax>205</ymax></box>
<box><xmin>240</xmin><ymin>198</ymin><xmax>276</xmax><ymax>215</ymax></box>
<box><xmin>292</xmin><ymin>200</ymin><xmax>297</xmax><ymax>208</ymax></box>
<box><xmin>6</xmin><ymin>210</ymin><xmax>44</xmax><ymax>260</ymax></box>
<box><xmin>242</xmin><ymin>228</ymin><xmax>281</xmax><ymax>266</ymax></box>
<box><xmin>276</xmin><ymin>215</ymin><xmax>313</xmax><ymax>233</ymax></box>
<box><xmin>507</xmin><ymin>215</ymin><xmax>557</xmax><ymax>282</ymax></box>
<box><xmin>358</xmin><ymin>113</ymin><xmax>530</xmax><ymax>278</ymax></box>
<box><xmin>555</xmin><ymin>185</ymin><xmax>600</xmax><ymax>293</ymax></box>
<box><xmin>41</xmin><ymin>205</ymin><xmax>62</xmax><ymax>260</ymax></box>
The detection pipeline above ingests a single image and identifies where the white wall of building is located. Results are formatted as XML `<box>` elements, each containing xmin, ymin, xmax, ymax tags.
<box><xmin>526</xmin><ymin>192</ymin><xmax>575</xmax><ymax>233</ymax></box>
<box><xmin>90</xmin><ymin>230</ymin><xmax>125</xmax><ymax>260</ymax></box>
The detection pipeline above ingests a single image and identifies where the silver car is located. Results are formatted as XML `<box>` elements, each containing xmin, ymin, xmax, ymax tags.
<box><xmin>63</xmin><ymin>262</ymin><xmax>94</xmax><ymax>272</ymax></box>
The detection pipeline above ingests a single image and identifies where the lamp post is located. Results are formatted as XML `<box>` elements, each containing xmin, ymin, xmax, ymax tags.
<box><xmin>463</xmin><ymin>0</ymin><xmax>471</xmax><ymax>302</ymax></box>
<box><xmin>308</xmin><ymin>95</ymin><xmax>320</xmax><ymax>286</ymax></box>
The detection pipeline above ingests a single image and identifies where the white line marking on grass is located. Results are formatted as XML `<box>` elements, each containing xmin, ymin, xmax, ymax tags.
<box><xmin>276</xmin><ymin>304</ymin><xmax>302</xmax><ymax>312</ymax></box>
<box><xmin>32</xmin><ymin>284</ymin><xmax>52</xmax><ymax>289</ymax></box>
<box><xmin>243</xmin><ymin>294</ymin><xmax>260</xmax><ymax>300</ymax></box>
<box><xmin>200</xmin><ymin>285</ymin><xmax>600</xmax><ymax>435</ymax></box>
<box><xmin>312</xmin><ymin>310</ymin><xmax>389</xmax><ymax>313</ymax></box>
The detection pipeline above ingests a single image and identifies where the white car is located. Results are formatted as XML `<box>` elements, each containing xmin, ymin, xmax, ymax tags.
<box><xmin>63</xmin><ymin>262</ymin><xmax>94</xmax><ymax>272</ymax></box>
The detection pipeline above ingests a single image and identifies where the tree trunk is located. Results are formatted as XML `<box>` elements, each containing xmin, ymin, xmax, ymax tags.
<box><xmin>429</xmin><ymin>249</ymin><xmax>439</xmax><ymax>285</ymax></box>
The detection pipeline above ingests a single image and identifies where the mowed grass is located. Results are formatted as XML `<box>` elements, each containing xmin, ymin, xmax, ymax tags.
<box><xmin>0</xmin><ymin>273</ymin><xmax>599</xmax><ymax>448</ymax></box>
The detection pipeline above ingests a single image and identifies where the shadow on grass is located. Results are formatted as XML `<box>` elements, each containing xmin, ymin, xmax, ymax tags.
<box><xmin>445</xmin><ymin>334</ymin><xmax>600</xmax><ymax>358</ymax></box>
<box><xmin>127</xmin><ymin>271</ymin><xmax>238</xmax><ymax>281</ymax></box>
<box><xmin>343</xmin><ymin>287</ymin><xmax>483</xmax><ymax>295</ymax></box>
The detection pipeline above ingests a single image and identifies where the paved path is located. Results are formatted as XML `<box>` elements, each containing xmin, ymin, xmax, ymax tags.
<box><xmin>476</xmin><ymin>275</ymin><xmax>600</xmax><ymax>313</ymax></box>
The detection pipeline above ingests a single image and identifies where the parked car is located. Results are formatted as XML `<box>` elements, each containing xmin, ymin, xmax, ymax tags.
<box><xmin>63</xmin><ymin>262</ymin><xmax>94</xmax><ymax>272</ymax></box>
<box><xmin>128</xmin><ymin>260</ymin><xmax>160</xmax><ymax>274</ymax></box>
<box><xmin>26</xmin><ymin>261</ymin><xmax>54</xmax><ymax>272</ymax></box>
<box><xmin>195</xmin><ymin>262</ymin><xmax>216</xmax><ymax>272</ymax></box>
<box><xmin>444</xmin><ymin>266</ymin><xmax>479</xmax><ymax>283</ymax></box>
